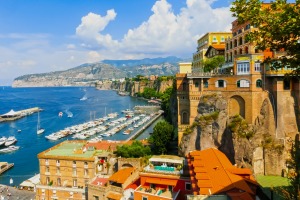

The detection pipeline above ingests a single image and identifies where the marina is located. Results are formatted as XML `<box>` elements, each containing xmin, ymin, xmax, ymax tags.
<box><xmin>0</xmin><ymin>87</ymin><xmax>160</xmax><ymax>185</ymax></box>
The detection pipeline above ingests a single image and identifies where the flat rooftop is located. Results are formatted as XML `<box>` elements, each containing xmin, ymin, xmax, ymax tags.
<box><xmin>39</xmin><ymin>140</ymin><xmax>105</xmax><ymax>160</ymax></box>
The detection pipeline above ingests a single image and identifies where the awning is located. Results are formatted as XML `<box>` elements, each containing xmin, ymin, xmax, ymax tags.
<box><xmin>20</xmin><ymin>174</ymin><xmax>40</xmax><ymax>188</ymax></box>
<box><xmin>1</xmin><ymin>109</ymin><xmax>19</xmax><ymax>117</ymax></box>
<box><xmin>106</xmin><ymin>191</ymin><xmax>122</xmax><ymax>200</ymax></box>
<box><xmin>146</xmin><ymin>178</ymin><xmax>178</xmax><ymax>186</ymax></box>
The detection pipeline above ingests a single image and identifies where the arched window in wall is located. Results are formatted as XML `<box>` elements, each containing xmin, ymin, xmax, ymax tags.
<box><xmin>239</xmin><ymin>37</ymin><xmax>243</xmax><ymax>46</ymax></box>
<box><xmin>244</xmin><ymin>46</ymin><xmax>249</xmax><ymax>54</ymax></box>
<box><xmin>256</xmin><ymin>79</ymin><xmax>262</xmax><ymax>88</ymax></box>
<box><xmin>239</xmin><ymin>48</ymin><xmax>243</xmax><ymax>54</ymax></box>
<box><xmin>182</xmin><ymin>111</ymin><xmax>189</xmax><ymax>124</ymax></box>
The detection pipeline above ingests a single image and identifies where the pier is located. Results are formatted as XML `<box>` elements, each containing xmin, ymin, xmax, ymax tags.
<box><xmin>0</xmin><ymin>107</ymin><xmax>41</xmax><ymax>123</ymax></box>
<box><xmin>126</xmin><ymin>110</ymin><xmax>163</xmax><ymax>141</ymax></box>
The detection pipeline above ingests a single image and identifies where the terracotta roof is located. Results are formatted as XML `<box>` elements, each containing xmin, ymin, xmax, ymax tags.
<box><xmin>91</xmin><ymin>177</ymin><xmax>108</xmax><ymax>186</ymax></box>
<box><xmin>109</xmin><ymin>167</ymin><xmax>136</xmax><ymax>184</ymax></box>
<box><xmin>188</xmin><ymin>148</ymin><xmax>258</xmax><ymax>198</ymax></box>
<box><xmin>106</xmin><ymin>191</ymin><xmax>122</xmax><ymax>200</ymax></box>
<box><xmin>211</xmin><ymin>44</ymin><xmax>225</xmax><ymax>50</ymax></box>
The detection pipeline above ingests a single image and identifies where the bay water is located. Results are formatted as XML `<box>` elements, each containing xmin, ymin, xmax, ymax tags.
<box><xmin>0</xmin><ymin>87</ymin><xmax>152</xmax><ymax>185</ymax></box>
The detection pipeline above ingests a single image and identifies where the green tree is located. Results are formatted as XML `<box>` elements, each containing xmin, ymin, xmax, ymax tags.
<box><xmin>160</xmin><ymin>86</ymin><xmax>174</xmax><ymax>123</ymax></box>
<box><xmin>231</xmin><ymin>0</ymin><xmax>300</xmax><ymax>73</ymax></box>
<box><xmin>149</xmin><ymin>120</ymin><xmax>174</xmax><ymax>154</ymax></box>
<box><xmin>203</xmin><ymin>55</ymin><xmax>225</xmax><ymax>72</ymax></box>
<box><xmin>114</xmin><ymin>140</ymin><xmax>151</xmax><ymax>158</ymax></box>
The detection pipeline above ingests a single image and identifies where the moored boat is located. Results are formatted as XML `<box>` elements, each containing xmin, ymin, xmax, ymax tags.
<box><xmin>4</xmin><ymin>136</ymin><xmax>17</xmax><ymax>146</ymax></box>
<box><xmin>0</xmin><ymin>137</ymin><xmax>7</xmax><ymax>146</ymax></box>
<box><xmin>0</xmin><ymin>145</ymin><xmax>20</xmax><ymax>153</ymax></box>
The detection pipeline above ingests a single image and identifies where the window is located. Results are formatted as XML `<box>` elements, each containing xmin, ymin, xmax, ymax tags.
<box><xmin>168</xmin><ymin>185</ymin><xmax>173</xmax><ymax>191</ymax></box>
<box><xmin>142</xmin><ymin>197</ymin><xmax>148</xmax><ymax>200</ymax></box>
<box><xmin>84</xmin><ymin>169</ymin><xmax>88</xmax><ymax>176</ymax></box>
<box><xmin>73</xmin><ymin>179</ymin><xmax>77</xmax><ymax>187</ymax></box>
<box><xmin>73</xmin><ymin>161</ymin><xmax>76</xmax><ymax>164</ymax></box>
<box><xmin>53</xmin><ymin>190</ymin><xmax>57</xmax><ymax>197</ymax></box>
<box><xmin>237</xmin><ymin>80</ymin><xmax>250</xmax><ymax>88</ymax></box>
<box><xmin>195</xmin><ymin>82</ymin><xmax>199</xmax><ymax>88</ymax></box>
<box><xmin>237</xmin><ymin>62</ymin><xmax>250</xmax><ymax>75</ymax></box>
<box><xmin>221</xmin><ymin>36</ymin><xmax>225</xmax><ymax>42</ymax></box>
<box><xmin>45</xmin><ymin>159</ymin><xmax>49</xmax><ymax>165</ymax></box>
<box><xmin>185</xmin><ymin>182</ymin><xmax>192</xmax><ymax>190</ymax></box>
<box><xmin>215</xmin><ymin>80</ymin><xmax>226</xmax><ymax>88</ymax></box>
<box><xmin>256</xmin><ymin>80</ymin><xmax>262</xmax><ymax>88</ymax></box>
<box><xmin>255</xmin><ymin>62</ymin><xmax>261</xmax><ymax>72</ymax></box>
<box><xmin>182</xmin><ymin>82</ymin><xmax>188</xmax><ymax>91</ymax></box>
<box><xmin>284</xmin><ymin>79</ymin><xmax>290</xmax><ymax>90</ymax></box>
<box><xmin>182</xmin><ymin>111</ymin><xmax>189</xmax><ymax>125</ymax></box>
<box><xmin>70</xmin><ymin>192</ymin><xmax>74</xmax><ymax>198</ymax></box>
<box><xmin>150</xmin><ymin>183</ymin><xmax>156</xmax><ymax>189</ymax></box>
<box><xmin>46</xmin><ymin>177</ymin><xmax>50</xmax><ymax>185</ymax></box>
<box><xmin>57</xmin><ymin>178</ymin><xmax>61</xmax><ymax>186</ymax></box>
<box><xmin>46</xmin><ymin>166</ymin><xmax>49</xmax><ymax>173</ymax></box>
<box><xmin>73</xmin><ymin>168</ymin><xmax>77</xmax><ymax>176</ymax></box>
<box><xmin>213</xmin><ymin>36</ymin><xmax>217</xmax><ymax>42</ymax></box>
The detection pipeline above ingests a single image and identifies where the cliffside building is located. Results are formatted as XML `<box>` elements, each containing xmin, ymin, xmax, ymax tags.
<box><xmin>177</xmin><ymin>9</ymin><xmax>299</xmax><ymax>175</ymax></box>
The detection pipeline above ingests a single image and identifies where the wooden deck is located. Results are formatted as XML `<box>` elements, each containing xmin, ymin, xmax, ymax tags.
<box><xmin>0</xmin><ymin>162</ymin><xmax>14</xmax><ymax>175</ymax></box>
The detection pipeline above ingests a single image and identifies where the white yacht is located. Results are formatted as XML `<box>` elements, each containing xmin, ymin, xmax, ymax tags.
<box><xmin>4</xmin><ymin>136</ymin><xmax>17</xmax><ymax>146</ymax></box>
<box><xmin>0</xmin><ymin>137</ymin><xmax>7</xmax><ymax>146</ymax></box>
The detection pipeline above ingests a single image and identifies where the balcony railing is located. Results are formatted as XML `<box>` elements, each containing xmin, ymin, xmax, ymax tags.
<box><xmin>187</xmin><ymin>72</ymin><xmax>212</xmax><ymax>78</ymax></box>
<box><xmin>143</xmin><ymin>165</ymin><xmax>181</xmax><ymax>175</ymax></box>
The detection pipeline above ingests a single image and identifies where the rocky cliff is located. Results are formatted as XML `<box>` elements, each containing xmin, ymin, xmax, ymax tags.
<box><xmin>179</xmin><ymin>92</ymin><xmax>295</xmax><ymax>175</ymax></box>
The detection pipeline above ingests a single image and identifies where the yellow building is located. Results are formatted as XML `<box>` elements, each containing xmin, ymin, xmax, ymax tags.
<box><xmin>192</xmin><ymin>32</ymin><xmax>232</xmax><ymax>73</ymax></box>
<box><xmin>179</xmin><ymin>62</ymin><xmax>192</xmax><ymax>74</ymax></box>
<box><xmin>36</xmin><ymin>140</ymin><xmax>115</xmax><ymax>200</ymax></box>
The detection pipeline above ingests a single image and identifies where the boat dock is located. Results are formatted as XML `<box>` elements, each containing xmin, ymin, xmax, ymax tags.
<box><xmin>0</xmin><ymin>162</ymin><xmax>14</xmax><ymax>175</ymax></box>
<box><xmin>0</xmin><ymin>107</ymin><xmax>41</xmax><ymax>123</ymax></box>
<box><xmin>126</xmin><ymin>110</ymin><xmax>163</xmax><ymax>141</ymax></box>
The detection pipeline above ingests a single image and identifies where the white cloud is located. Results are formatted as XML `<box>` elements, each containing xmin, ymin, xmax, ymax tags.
<box><xmin>76</xmin><ymin>0</ymin><xmax>233</xmax><ymax>58</ymax></box>
<box><xmin>76</xmin><ymin>10</ymin><xmax>119</xmax><ymax>49</ymax></box>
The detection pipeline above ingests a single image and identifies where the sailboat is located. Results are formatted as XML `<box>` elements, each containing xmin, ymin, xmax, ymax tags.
<box><xmin>37</xmin><ymin>112</ymin><xmax>45</xmax><ymax>134</ymax></box>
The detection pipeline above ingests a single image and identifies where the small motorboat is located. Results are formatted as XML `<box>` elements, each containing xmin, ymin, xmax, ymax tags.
<box><xmin>0</xmin><ymin>145</ymin><xmax>20</xmax><ymax>153</ymax></box>
<box><xmin>58</xmin><ymin>112</ymin><xmax>63</xmax><ymax>117</ymax></box>
<box><xmin>4</xmin><ymin>136</ymin><xmax>17</xmax><ymax>146</ymax></box>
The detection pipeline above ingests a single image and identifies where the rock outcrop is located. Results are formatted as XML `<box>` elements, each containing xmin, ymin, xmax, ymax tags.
<box><xmin>179</xmin><ymin>93</ymin><xmax>295</xmax><ymax>175</ymax></box>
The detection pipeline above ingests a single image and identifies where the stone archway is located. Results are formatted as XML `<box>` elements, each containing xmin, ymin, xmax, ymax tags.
<box><xmin>122</xmin><ymin>163</ymin><xmax>134</xmax><ymax>168</ymax></box>
<box><xmin>229</xmin><ymin>95</ymin><xmax>245</xmax><ymax>119</ymax></box>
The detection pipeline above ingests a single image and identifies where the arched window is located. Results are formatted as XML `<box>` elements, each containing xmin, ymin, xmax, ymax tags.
<box><xmin>256</xmin><ymin>79</ymin><xmax>262</xmax><ymax>88</ymax></box>
<box><xmin>244</xmin><ymin>46</ymin><xmax>249</xmax><ymax>54</ymax></box>
<box><xmin>237</xmin><ymin>79</ymin><xmax>250</xmax><ymax>88</ymax></box>
<box><xmin>182</xmin><ymin>111</ymin><xmax>189</xmax><ymax>124</ymax></box>
<box><xmin>239</xmin><ymin>37</ymin><xmax>243</xmax><ymax>45</ymax></box>
<box><xmin>239</xmin><ymin>48</ymin><xmax>243</xmax><ymax>54</ymax></box>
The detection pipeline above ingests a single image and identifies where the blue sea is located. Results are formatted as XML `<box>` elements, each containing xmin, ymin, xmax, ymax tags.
<box><xmin>0</xmin><ymin>86</ymin><xmax>155</xmax><ymax>185</ymax></box>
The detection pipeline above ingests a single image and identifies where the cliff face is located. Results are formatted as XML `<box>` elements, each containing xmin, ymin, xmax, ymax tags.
<box><xmin>179</xmin><ymin>93</ymin><xmax>296</xmax><ymax>175</ymax></box>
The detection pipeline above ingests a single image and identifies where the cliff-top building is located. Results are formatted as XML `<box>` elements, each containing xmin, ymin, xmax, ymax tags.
<box><xmin>177</xmin><ymin>3</ymin><xmax>299</xmax><ymax>176</ymax></box>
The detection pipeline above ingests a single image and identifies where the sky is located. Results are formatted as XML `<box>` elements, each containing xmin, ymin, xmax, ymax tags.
<box><xmin>0</xmin><ymin>0</ymin><xmax>237</xmax><ymax>85</ymax></box>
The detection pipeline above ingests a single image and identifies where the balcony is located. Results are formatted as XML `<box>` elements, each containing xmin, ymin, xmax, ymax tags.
<box><xmin>136</xmin><ymin>186</ymin><xmax>180</xmax><ymax>200</ymax></box>
<box><xmin>187</xmin><ymin>72</ymin><xmax>212</xmax><ymax>78</ymax></box>
<box><xmin>265</xmin><ymin>69</ymin><xmax>294</xmax><ymax>76</ymax></box>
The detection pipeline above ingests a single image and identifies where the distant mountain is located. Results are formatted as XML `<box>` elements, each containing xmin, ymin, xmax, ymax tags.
<box><xmin>12</xmin><ymin>57</ymin><xmax>186</xmax><ymax>87</ymax></box>
<box><xmin>102</xmin><ymin>56</ymin><xmax>183</xmax><ymax>68</ymax></box>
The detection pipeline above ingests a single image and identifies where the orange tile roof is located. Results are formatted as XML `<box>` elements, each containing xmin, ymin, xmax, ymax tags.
<box><xmin>145</xmin><ymin>177</ymin><xmax>178</xmax><ymax>186</ymax></box>
<box><xmin>188</xmin><ymin>148</ymin><xmax>258</xmax><ymax>198</ymax></box>
<box><xmin>106</xmin><ymin>191</ymin><xmax>122</xmax><ymax>200</ymax></box>
<box><xmin>109</xmin><ymin>167</ymin><xmax>136</xmax><ymax>184</ymax></box>
<box><xmin>211</xmin><ymin>44</ymin><xmax>225</xmax><ymax>50</ymax></box>
<box><xmin>91</xmin><ymin>177</ymin><xmax>108</xmax><ymax>186</ymax></box>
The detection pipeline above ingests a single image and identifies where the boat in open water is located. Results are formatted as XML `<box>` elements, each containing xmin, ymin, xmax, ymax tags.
<box><xmin>0</xmin><ymin>145</ymin><xmax>20</xmax><ymax>153</ymax></box>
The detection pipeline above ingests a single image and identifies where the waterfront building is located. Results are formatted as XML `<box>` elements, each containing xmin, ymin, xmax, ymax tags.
<box><xmin>186</xmin><ymin>148</ymin><xmax>259</xmax><ymax>199</ymax></box>
<box><xmin>36</xmin><ymin>140</ymin><xmax>117</xmax><ymax>200</ymax></box>
<box><xmin>134</xmin><ymin>155</ymin><xmax>192</xmax><ymax>200</ymax></box>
